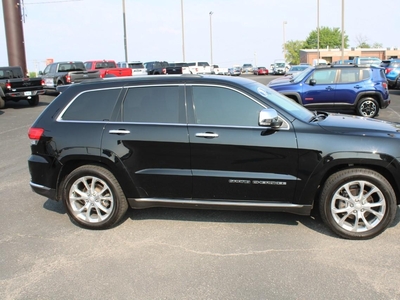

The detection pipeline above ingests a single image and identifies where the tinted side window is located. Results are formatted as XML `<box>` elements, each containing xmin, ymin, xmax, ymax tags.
<box><xmin>192</xmin><ymin>86</ymin><xmax>263</xmax><ymax>126</ymax></box>
<box><xmin>307</xmin><ymin>69</ymin><xmax>337</xmax><ymax>84</ymax></box>
<box><xmin>338</xmin><ymin>69</ymin><xmax>359</xmax><ymax>83</ymax></box>
<box><xmin>61</xmin><ymin>88</ymin><xmax>121</xmax><ymax>121</ymax></box>
<box><xmin>123</xmin><ymin>86</ymin><xmax>183</xmax><ymax>123</ymax></box>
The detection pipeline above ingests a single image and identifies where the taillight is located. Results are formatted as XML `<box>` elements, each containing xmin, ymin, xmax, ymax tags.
<box><xmin>65</xmin><ymin>74</ymin><xmax>71</xmax><ymax>83</ymax></box>
<box><xmin>386</xmin><ymin>68</ymin><xmax>392</xmax><ymax>74</ymax></box>
<box><xmin>162</xmin><ymin>68</ymin><xmax>166</xmax><ymax>74</ymax></box>
<box><xmin>28</xmin><ymin>127</ymin><xmax>44</xmax><ymax>141</ymax></box>
<box><xmin>5</xmin><ymin>81</ymin><xmax>11</xmax><ymax>89</ymax></box>
<box><xmin>382</xmin><ymin>82</ymin><xmax>388</xmax><ymax>89</ymax></box>
<box><xmin>41</xmin><ymin>79</ymin><xmax>45</xmax><ymax>86</ymax></box>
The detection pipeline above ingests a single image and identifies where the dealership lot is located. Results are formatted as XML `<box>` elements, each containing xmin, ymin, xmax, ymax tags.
<box><xmin>1</xmin><ymin>75</ymin><xmax>399</xmax><ymax>299</ymax></box>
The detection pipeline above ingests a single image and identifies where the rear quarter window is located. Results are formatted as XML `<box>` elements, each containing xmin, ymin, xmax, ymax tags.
<box><xmin>61</xmin><ymin>88</ymin><xmax>121</xmax><ymax>121</ymax></box>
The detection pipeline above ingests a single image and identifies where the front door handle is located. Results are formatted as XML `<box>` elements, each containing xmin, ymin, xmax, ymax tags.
<box><xmin>109</xmin><ymin>129</ymin><xmax>130</xmax><ymax>135</ymax></box>
<box><xmin>195</xmin><ymin>132</ymin><xmax>219</xmax><ymax>138</ymax></box>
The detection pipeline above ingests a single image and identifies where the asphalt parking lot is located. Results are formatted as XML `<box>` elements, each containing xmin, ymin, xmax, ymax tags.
<box><xmin>1</xmin><ymin>75</ymin><xmax>399</xmax><ymax>299</ymax></box>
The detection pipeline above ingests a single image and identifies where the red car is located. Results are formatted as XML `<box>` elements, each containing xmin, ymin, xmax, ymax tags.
<box><xmin>253</xmin><ymin>67</ymin><xmax>268</xmax><ymax>75</ymax></box>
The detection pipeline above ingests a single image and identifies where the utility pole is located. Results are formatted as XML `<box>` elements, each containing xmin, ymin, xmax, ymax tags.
<box><xmin>122</xmin><ymin>0</ymin><xmax>128</xmax><ymax>62</ymax></box>
<box><xmin>2</xmin><ymin>0</ymin><xmax>28</xmax><ymax>75</ymax></box>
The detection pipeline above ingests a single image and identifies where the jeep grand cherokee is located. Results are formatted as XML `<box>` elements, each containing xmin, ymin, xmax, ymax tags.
<box><xmin>28</xmin><ymin>75</ymin><xmax>400</xmax><ymax>239</ymax></box>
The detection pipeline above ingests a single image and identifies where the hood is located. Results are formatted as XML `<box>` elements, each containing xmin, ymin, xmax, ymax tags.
<box><xmin>268</xmin><ymin>77</ymin><xmax>294</xmax><ymax>86</ymax></box>
<box><xmin>318</xmin><ymin>113</ymin><xmax>400</xmax><ymax>136</ymax></box>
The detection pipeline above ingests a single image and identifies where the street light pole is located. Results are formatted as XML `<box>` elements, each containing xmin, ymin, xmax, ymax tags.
<box><xmin>122</xmin><ymin>0</ymin><xmax>128</xmax><ymax>62</ymax></box>
<box><xmin>181</xmin><ymin>0</ymin><xmax>186</xmax><ymax>62</ymax></box>
<box><xmin>317</xmin><ymin>0</ymin><xmax>320</xmax><ymax>61</ymax></box>
<box><xmin>209</xmin><ymin>11</ymin><xmax>213</xmax><ymax>66</ymax></box>
<box><xmin>282</xmin><ymin>21</ymin><xmax>287</xmax><ymax>58</ymax></box>
<box><xmin>341</xmin><ymin>0</ymin><xmax>345</xmax><ymax>63</ymax></box>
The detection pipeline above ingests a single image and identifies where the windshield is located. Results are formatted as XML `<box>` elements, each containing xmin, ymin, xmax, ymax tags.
<box><xmin>128</xmin><ymin>63</ymin><xmax>144</xmax><ymax>69</ymax></box>
<box><xmin>275</xmin><ymin>63</ymin><xmax>285</xmax><ymax>68</ymax></box>
<box><xmin>246</xmin><ymin>81</ymin><xmax>314</xmax><ymax>121</ymax></box>
<box><xmin>198</xmin><ymin>62</ymin><xmax>210</xmax><ymax>67</ymax></box>
<box><xmin>291</xmin><ymin>67</ymin><xmax>312</xmax><ymax>83</ymax></box>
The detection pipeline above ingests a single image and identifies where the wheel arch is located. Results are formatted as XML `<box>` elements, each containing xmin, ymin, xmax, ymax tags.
<box><xmin>355</xmin><ymin>92</ymin><xmax>384</xmax><ymax>108</ymax></box>
<box><xmin>55</xmin><ymin>156</ymin><xmax>139</xmax><ymax>203</ymax></box>
<box><xmin>298</xmin><ymin>154</ymin><xmax>400</xmax><ymax>208</ymax></box>
<box><xmin>281</xmin><ymin>92</ymin><xmax>302</xmax><ymax>104</ymax></box>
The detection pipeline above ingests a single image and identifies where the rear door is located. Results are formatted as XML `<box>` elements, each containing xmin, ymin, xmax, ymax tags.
<box><xmin>187</xmin><ymin>84</ymin><xmax>298</xmax><ymax>202</ymax></box>
<box><xmin>102</xmin><ymin>84</ymin><xmax>191</xmax><ymax>199</ymax></box>
<box><xmin>334</xmin><ymin>68</ymin><xmax>363</xmax><ymax>108</ymax></box>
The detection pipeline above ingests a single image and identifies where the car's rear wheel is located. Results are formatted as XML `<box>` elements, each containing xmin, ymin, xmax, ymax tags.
<box><xmin>0</xmin><ymin>97</ymin><xmax>5</xmax><ymax>109</ymax></box>
<box><xmin>319</xmin><ymin>168</ymin><xmax>397</xmax><ymax>239</ymax></box>
<box><xmin>357</xmin><ymin>97</ymin><xmax>379</xmax><ymax>118</ymax></box>
<box><xmin>28</xmin><ymin>95</ymin><xmax>39</xmax><ymax>106</ymax></box>
<box><xmin>62</xmin><ymin>165</ymin><xmax>128</xmax><ymax>229</ymax></box>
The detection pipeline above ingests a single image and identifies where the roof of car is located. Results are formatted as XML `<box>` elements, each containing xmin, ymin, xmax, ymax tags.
<box><xmin>57</xmin><ymin>74</ymin><xmax>258</xmax><ymax>93</ymax></box>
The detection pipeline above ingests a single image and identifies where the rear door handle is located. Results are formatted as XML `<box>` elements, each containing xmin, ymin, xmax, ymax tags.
<box><xmin>325</xmin><ymin>86</ymin><xmax>334</xmax><ymax>91</ymax></box>
<box><xmin>354</xmin><ymin>85</ymin><xmax>362</xmax><ymax>89</ymax></box>
<box><xmin>195</xmin><ymin>132</ymin><xmax>219</xmax><ymax>138</ymax></box>
<box><xmin>109</xmin><ymin>129</ymin><xmax>130</xmax><ymax>135</ymax></box>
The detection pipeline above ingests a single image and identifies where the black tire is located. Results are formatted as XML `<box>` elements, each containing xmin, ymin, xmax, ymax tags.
<box><xmin>0</xmin><ymin>97</ymin><xmax>5</xmax><ymax>109</ymax></box>
<box><xmin>319</xmin><ymin>168</ymin><xmax>397</xmax><ymax>239</ymax></box>
<box><xmin>62</xmin><ymin>165</ymin><xmax>129</xmax><ymax>229</ymax></box>
<box><xmin>356</xmin><ymin>97</ymin><xmax>379</xmax><ymax>118</ymax></box>
<box><xmin>28</xmin><ymin>95</ymin><xmax>39</xmax><ymax>106</ymax></box>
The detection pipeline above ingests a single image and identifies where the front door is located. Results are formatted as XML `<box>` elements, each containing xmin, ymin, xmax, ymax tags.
<box><xmin>301</xmin><ymin>68</ymin><xmax>338</xmax><ymax>110</ymax></box>
<box><xmin>187</xmin><ymin>85</ymin><xmax>299</xmax><ymax>203</ymax></box>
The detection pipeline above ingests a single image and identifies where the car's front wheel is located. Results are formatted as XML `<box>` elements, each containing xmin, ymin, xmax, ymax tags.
<box><xmin>62</xmin><ymin>165</ymin><xmax>129</xmax><ymax>229</ymax></box>
<box><xmin>319</xmin><ymin>168</ymin><xmax>397</xmax><ymax>239</ymax></box>
<box><xmin>357</xmin><ymin>97</ymin><xmax>379</xmax><ymax>118</ymax></box>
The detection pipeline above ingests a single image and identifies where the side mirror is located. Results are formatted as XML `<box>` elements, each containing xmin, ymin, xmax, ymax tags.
<box><xmin>259</xmin><ymin>108</ymin><xmax>283</xmax><ymax>129</ymax></box>
<box><xmin>38</xmin><ymin>71</ymin><xmax>43</xmax><ymax>75</ymax></box>
<box><xmin>309</xmin><ymin>79</ymin><xmax>316</xmax><ymax>86</ymax></box>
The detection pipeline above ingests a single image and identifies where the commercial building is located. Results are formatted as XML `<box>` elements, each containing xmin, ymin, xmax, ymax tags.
<box><xmin>300</xmin><ymin>48</ymin><xmax>400</xmax><ymax>64</ymax></box>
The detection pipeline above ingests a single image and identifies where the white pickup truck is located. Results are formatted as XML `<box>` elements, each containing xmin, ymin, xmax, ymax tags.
<box><xmin>187</xmin><ymin>61</ymin><xmax>213</xmax><ymax>74</ymax></box>
<box><xmin>212</xmin><ymin>65</ymin><xmax>229</xmax><ymax>75</ymax></box>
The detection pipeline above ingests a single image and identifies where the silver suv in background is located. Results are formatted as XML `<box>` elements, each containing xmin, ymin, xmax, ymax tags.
<box><xmin>242</xmin><ymin>63</ymin><xmax>253</xmax><ymax>73</ymax></box>
<box><xmin>117</xmin><ymin>61</ymin><xmax>147</xmax><ymax>76</ymax></box>
<box><xmin>353</xmin><ymin>57</ymin><xmax>381</xmax><ymax>66</ymax></box>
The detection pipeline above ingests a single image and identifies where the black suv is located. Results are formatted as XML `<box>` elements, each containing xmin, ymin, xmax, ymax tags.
<box><xmin>28</xmin><ymin>75</ymin><xmax>400</xmax><ymax>239</ymax></box>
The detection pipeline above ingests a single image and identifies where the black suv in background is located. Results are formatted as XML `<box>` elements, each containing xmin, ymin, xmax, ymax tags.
<box><xmin>143</xmin><ymin>61</ymin><xmax>183</xmax><ymax>75</ymax></box>
<box><xmin>28</xmin><ymin>75</ymin><xmax>400</xmax><ymax>239</ymax></box>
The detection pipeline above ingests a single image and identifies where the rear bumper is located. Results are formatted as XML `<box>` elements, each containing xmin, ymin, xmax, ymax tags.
<box><xmin>30</xmin><ymin>182</ymin><xmax>57</xmax><ymax>200</ymax></box>
<box><xmin>4</xmin><ymin>89</ymin><xmax>45</xmax><ymax>100</ymax></box>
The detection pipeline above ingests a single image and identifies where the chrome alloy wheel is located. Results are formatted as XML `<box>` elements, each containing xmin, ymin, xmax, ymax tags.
<box><xmin>330</xmin><ymin>180</ymin><xmax>386</xmax><ymax>233</ymax></box>
<box><xmin>68</xmin><ymin>176</ymin><xmax>114</xmax><ymax>223</ymax></box>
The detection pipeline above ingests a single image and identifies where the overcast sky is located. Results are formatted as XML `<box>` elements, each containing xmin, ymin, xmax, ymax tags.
<box><xmin>1</xmin><ymin>0</ymin><xmax>399</xmax><ymax>72</ymax></box>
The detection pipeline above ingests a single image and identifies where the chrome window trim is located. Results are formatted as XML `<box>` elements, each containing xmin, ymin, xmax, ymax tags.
<box><xmin>187</xmin><ymin>83</ymin><xmax>290</xmax><ymax>130</ymax></box>
<box><xmin>57</xmin><ymin>86</ymin><xmax>123</xmax><ymax>122</ymax></box>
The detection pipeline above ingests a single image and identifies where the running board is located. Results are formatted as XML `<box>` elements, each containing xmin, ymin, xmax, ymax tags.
<box><xmin>127</xmin><ymin>198</ymin><xmax>312</xmax><ymax>215</ymax></box>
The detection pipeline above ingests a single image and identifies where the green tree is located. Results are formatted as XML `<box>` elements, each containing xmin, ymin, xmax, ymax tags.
<box><xmin>372</xmin><ymin>42</ymin><xmax>383</xmax><ymax>48</ymax></box>
<box><xmin>303</xmin><ymin>26</ymin><xmax>349</xmax><ymax>49</ymax></box>
<box><xmin>357</xmin><ymin>42</ymin><xmax>370</xmax><ymax>48</ymax></box>
<box><xmin>284</xmin><ymin>40</ymin><xmax>305</xmax><ymax>64</ymax></box>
